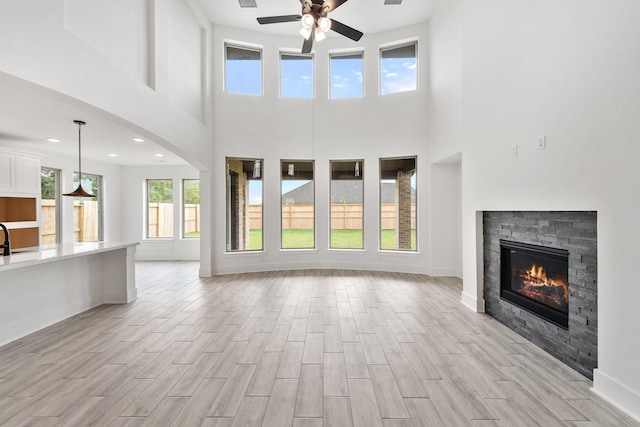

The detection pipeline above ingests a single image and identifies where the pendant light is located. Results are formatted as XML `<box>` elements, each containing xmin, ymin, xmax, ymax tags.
<box><xmin>63</xmin><ymin>120</ymin><xmax>95</xmax><ymax>198</ymax></box>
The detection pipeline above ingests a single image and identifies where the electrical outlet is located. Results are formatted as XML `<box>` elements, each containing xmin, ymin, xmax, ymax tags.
<box><xmin>512</xmin><ymin>145</ymin><xmax>518</xmax><ymax>158</ymax></box>
<box><xmin>537</xmin><ymin>135</ymin><xmax>546</xmax><ymax>150</ymax></box>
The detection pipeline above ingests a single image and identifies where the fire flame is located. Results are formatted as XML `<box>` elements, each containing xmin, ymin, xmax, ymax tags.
<box><xmin>529</xmin><ymin>264</ymin><xmax>547</xmax><ymax>281</ymax></box>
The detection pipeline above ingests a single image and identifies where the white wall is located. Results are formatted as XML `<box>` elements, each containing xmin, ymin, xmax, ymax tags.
<box><xmin>121</xmin><ymin>164</ymin><xmax>201</xmax><ymax>260</ymax></box>
<box><xmin>210</xmin><ymin>23</ymin><xmax>438</xmax><ymax>275</ymax></box>
<box><xmin>429</xmin><ymin>155</ymin><xmax>462</xmax><ymax>277</ymax></box>
<box><xmin>0</xmin><ymin>0</ymin><xmax>212</xmax><ymax>170</ymax></box>
<box><xmin>63</xmin><ymin>0</ymin><xmax>149</xmax><ymax>85</ymax></box>
<box><xmin>429</xmin><ymin>0</ymin><xmax>640</xmax><ymax>420</ymax></box>
<box><xmin>0</xmin><ymin>0</ymin><xmax>213</xmax><ymax>270</ymax></box>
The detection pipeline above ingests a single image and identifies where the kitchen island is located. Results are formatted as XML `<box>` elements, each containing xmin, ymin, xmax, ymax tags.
<box><xmin>0</xmin><ymin>242</ymin><xmax>138</xmax><ymax>347</ymax></box>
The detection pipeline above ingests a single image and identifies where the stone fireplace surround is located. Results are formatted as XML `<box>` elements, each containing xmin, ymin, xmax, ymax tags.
<box><xmin>483</xmin><ymin>211</ymin><xmax>597</xmax><ymax>379</ymax></box>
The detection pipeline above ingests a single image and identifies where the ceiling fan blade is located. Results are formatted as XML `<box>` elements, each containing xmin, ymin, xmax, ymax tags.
<box><xmin>384</xmin><ymin>0</ymin><xmax>402</xmax><ymax>4</ymax></box>
<box><xmin>238</xmin><ymin>0</ymin><xmax>257</xmax><ymax>7</ymax></box>
<box><xmin>257</xmin><ymin>15</ymin><xmax>302</xmax><ymax>24</ymax></box>
<box><xmin>329</xmin><ymin>19</ymin><xmax>363</xmax><ymax>41</ymax></box>
<box><xmin>302</xmin><ymin>30</ymin><xmax>315</xmax><ymax>54</ymax></box>
<box><xmin>323</xmin><ymin>0</ymin><xmax>348</xmax><ymax>12</ymax></box>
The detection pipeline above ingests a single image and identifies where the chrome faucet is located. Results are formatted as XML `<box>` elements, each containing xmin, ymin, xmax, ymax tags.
<box><xmin>0</xmin><ymin>223</ymin><xmax>10</xmax><ymax>256</ymax></box>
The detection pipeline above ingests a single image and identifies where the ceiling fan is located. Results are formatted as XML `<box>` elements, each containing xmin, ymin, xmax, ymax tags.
<box><xmin>256</xmin><ymin>0</ymin><xmax>363</xmax><ymax>54</ymax></box>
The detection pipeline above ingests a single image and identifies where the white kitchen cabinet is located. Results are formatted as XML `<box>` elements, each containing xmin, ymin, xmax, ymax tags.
<box><xmin>15</xmin><ymin>156</ymin><xmax>40</xmax><ymax>194</ymax></box>
<box><xmin>0</xmin><ymin>152</ymin><xmax>14</xmax><ymax>192</ymax></box>
<box><xmin>0</xmin><ymin>149</ymin><xmax>41</xmax><ymax>195</ymax></box>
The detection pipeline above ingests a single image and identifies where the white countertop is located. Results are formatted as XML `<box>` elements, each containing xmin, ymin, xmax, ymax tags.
<box><xmin>0</xmin><ymin>242</ymin><xmax>139</xmax><ymax>273</ymax></box>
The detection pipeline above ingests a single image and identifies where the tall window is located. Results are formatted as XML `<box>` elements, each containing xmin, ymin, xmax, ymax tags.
<box><xmin>147</xmin><ymin>179</ymin><xmax>173</xmax><ymax>238</ymax></box>
<box><xmin>226</xmin><ymin>158</ymin><xmax>263</xmax><ymax>251</ymax></box>
<box><xmin>331</xmin><ymin>160</ymin><xmax>364</xmax><ymax>249</ymax></box>
<box><xmin>280</xmin><ymin>53</ymin><xmax>313</xmax><ymax>99</ymax></box>
<box><xmin>380</xmin><ymin>157</ymin><xmax>417</xmax><ymax>251</ymax></box>
<box><xmin>380</xmin><ymin>42</ymin><xmax>417</xmax><ymax>95</ymax></box>
<box><xmin>73</xmin><ymin>172</ymin><xmax>102</xmax><ymax>242</ymax></box>
<box><xmin>281</xmin><ymin>160</ymin><xmax>314</xmax><ymax>249</ymax></box>
<box><xmin>330</xmin><ymin>52</ymin><xmax>364</xmax><ymax>99</ymax></box>
<box><xmin>225</xmin><ymin>45</ymin><xmax>262</xmax><ymax>96</ymax></box>
<box><xmin>41</xmin><ymin>167</ymin><xmax>60</xmax><ymax>244</ymax></box>
<box><xmin>183</xmin><ymin>179</ymin><xmax>200</xmax><ymax>238</ymax></box>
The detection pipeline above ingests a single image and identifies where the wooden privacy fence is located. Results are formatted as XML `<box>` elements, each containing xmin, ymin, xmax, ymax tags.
<box><xmin>41</xmin><ymin>200</ymin><xmax>100</xmax><ymax>243</ymax></box>
<box><xmin>184</xmin><ymin>204</ymin><xmax>200</xmax><ymax>235</ymax></box>
<box><xmin>41</xmin><ymin>199</ymin><xmax>56</xmax><ymax>245</ymax></box>
<box><xmin>74</xmin><ymin>201</ymin><xmax>99</xmax><ymax>242</ymax></box>
<box><xmin>148</xmin><ymin>203</ymin><xmax>174</xmax><ymax>238</ymax></box>
<box><xmin>249</xmin><ymin>203</ymin><xmax>416</xmax><ymax>230</ymax></box>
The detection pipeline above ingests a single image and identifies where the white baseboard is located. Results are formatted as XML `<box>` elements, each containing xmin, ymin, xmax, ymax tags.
<box><xmin>461</xmin><ymin>290</ymin><xmax>485</xmax><ymax>313</ymax></box>
<box><xmin>592</xmin><ymin>369</ymin><xmax>640</xmax><ymax>423</ymax></box>
<box><xmin>211</xmin><ymin>260</ymin><xmax>431</xmax><ymax>276</ymax></box>
<box><xmin>135</xmin><ymin>253</ymin><xmax>200</xmax><ymax>261</ymax></box>
<box><xmin>428</xmin><ymin>266</ymin><xmax>462</xmax><ymax>277</ymax></box>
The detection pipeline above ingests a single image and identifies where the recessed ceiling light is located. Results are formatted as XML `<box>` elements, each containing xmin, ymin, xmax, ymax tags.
<box><xmin>108</xmin><ymin>153</ymin><xmax>118</xmax><ymax>157</ymax></box>
<box><xmin>47</xmin><ymin>138</ymin><xmax>60</xmax><ymax>143</ymax></box>
<box><xmin>155</xmin><ymin>153</ymin><xmax>164</xmax><ymax>157</ymax></box>
<box><xmin>133</xmin><ymin>137</ymin><xmax>144</xmax><ymax>143</ymax></box>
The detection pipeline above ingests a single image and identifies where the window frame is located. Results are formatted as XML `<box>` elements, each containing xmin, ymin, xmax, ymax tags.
<box><xmin>329</xmin><ymin>159</ymin><xmax>364</xmax><ymax>250</ymax></box>
<box><xmin>378</xmin><ymin>156</ymin><xmax>418</xmax><ymax>252</ymax></box>
<box><xmin>182</xmin><ymin>178</ymin><xmax>200</xmax><ymax>239</ymax></box>
<box><xmin>224</xmin><ymin>42</ymin><xmax>263</xmax><ymax>96</ymax></box>
<box><xmin>329</xmin><ymin>50</ymin><xmax>364</xmax><ymax>100</ymax></box>
<box><xmin>146</xmin><ymin>178</ymin><xmax>174</xmax><ymax>240</ymax></box>
<box><xmin>225</xmin><ymin>157</ymin><xmax>264</xmax><ymax>253</ymax></box>
<box><xmin>280</xmin><ymin>159</ymin><xmax>316</xmax><ymax>250</ymax></box>
<box><xmin>41</xmin><ymin>167</ymin><xmax>61</xmax><ymax>245</ymax></box>
<box><xmin>379</xmin><ymin>40</ymin><xmax>418</xmax><ymax>96</ymax></box>
<box><xmin>279</xmin><ymin>51</ymin><xmax>315</xmax><ymax>99</ymax></box>
<box><xmin>73</xmin><ymin>171</ymin><xmax>104</xmax><ymax>242</ymax></box>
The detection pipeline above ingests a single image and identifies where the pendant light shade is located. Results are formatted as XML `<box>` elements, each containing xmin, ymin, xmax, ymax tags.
<box><xmin>63</xmin><ymin>120</ymin><xmax>95</xmax><ymax>198</ymax></box>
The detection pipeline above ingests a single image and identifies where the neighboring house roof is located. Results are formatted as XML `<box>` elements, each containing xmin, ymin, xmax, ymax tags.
<box><xmin>282</xmin><ymin>181</ymin><xmax>415</xmax><ymax>204</ymax></box>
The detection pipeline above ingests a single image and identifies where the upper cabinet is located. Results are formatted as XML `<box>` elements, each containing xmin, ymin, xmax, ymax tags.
<box><xmin>0</xmin><ymin>150</ymin><xmax>41</xmax><ymax>196</ymax></box>
<box><xmin>0</xmin><ymin>152</ymin><xmax>14</xmax><ymax>193</ymax></box>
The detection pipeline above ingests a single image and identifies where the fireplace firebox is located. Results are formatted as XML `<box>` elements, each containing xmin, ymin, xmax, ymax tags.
<box><xmin>500</xmin><ymin>240</ymin><xmax>569</xmax><ymax>328</ymax></box>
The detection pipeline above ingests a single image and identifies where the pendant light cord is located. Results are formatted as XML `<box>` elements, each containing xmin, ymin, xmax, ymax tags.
<box><xmin>77</xmin><ymin>121</ymin><xmax>82</xmax><ymax>179</ymax></box>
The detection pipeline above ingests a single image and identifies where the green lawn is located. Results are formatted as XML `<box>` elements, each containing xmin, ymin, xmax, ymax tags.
<box><xmin>330</xmin><ymin>230</ymin><xmax>363</xmax><ymax>249</ymax></box>
<box><xmin>380</xmin><ymin>229</ymin><xmax>417</xmax><ymax>251</ymax></box>
<box><xmin>184</xmin><ymin>231</ymin><xmax>200</xmax><ymax>238</ymax></box>
<box><xmin>247</xmin><ymin>229</ymin><xmax>416</xmax><ymax>250</ymax></box>
<box><xmin>249</xmin><ymin>229</ymin><xmax>263</xmax><ymax>250</ymax></box>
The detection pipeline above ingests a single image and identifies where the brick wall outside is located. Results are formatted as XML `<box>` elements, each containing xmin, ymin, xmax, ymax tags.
<box><xmin>396</xmin><ymin>171</ymin><xmax>413</xmax><ymax>249</ymax></box>
<box><xmin>483</xmin><ymin>211</ymin><xmax>597</xmax><ymax>379</ymax></box>
<box><xmin>228</xmin><ymin>159</ymin><xmax>250</xmax><ymax>251</ymax></box>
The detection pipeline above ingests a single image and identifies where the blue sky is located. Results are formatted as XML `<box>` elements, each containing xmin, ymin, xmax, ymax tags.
<box><xmin>226</xmin><ymin>53</ymin><xmax>370</xmax><ymax>99</ymax></box>
<box><xmin>281</xmin><ymin>56</ymin><xmax>313</xmax><ymax>98</ymax></box>
<box><xmin>381</xmin><ymin>57</ymin><xmax>417</xmax><ymax>95</ymax></box>
<box><xmin>226</xmin><ymin>59</ymin><xmax>261</xmax><ymax>95</ymax></box>
<box><xmin>331</xmin><ymin>56</ymin><xmax>363</xmax><ymax>99</ymax></box>
<box><xmin>227</xmin><ymin>46</ymin><xmax>416</xmax><ymax>97</ymax></box>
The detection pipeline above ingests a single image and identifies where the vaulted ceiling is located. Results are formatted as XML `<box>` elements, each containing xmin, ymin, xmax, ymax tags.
<box><xmin>0</xmin><ymin>1</ymin><xmax>439</xmax><ymax>166</ymax></box>
<box><xmin>200</xmin><ymin>0</ymin><xmax>439</xmax><ymax>36</ymax></box>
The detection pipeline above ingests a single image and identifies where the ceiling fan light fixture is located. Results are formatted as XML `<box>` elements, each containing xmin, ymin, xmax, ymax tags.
<box><xmin>314</xmin><ymin>27</ymin><xmax>326</xmax><ymax>42</ymax></box>
<box><xmin>299</xmin><ymin>26</ymin><xmax>313</xmax><ymax>40</ymax></box>
<box><xmin>318</xmin><ymin>16</ymin><xmax>331</xmax><ymax>32</ymax></box>
<box><xmin>301</xmin><ymin>13</ymin><xmax>315</xmax><ymax>29</ymax></box>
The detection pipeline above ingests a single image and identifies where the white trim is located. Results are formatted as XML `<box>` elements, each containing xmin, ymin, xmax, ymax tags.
<box><xmin>592</xmin><ymin>369</ymin><xmax>640</xmax><ymax>423</ymax></box>
<box><xmin>461</xmin><ymin>290</ymin><xmax>485</xmax><ymax>313</ymax></box>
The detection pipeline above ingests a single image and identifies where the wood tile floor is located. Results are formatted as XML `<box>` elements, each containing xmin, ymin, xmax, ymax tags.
<box><xmin>1</xmin><ymin>262</ymin><xmax>638</xmax><ymax>426</ymax></box>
